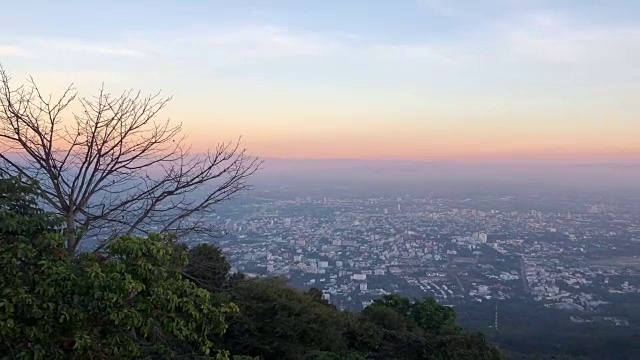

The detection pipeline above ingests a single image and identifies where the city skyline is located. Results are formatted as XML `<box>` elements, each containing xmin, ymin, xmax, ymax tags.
<box><xmin>1</xmin><ymin>0</ymin><xmax>639</xmax><ymax>161</ymax></box>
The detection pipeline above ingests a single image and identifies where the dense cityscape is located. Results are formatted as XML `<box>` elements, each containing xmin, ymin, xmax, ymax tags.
<box><xmin>192</xmin><ymin>186</ymin><xmax>640</xmax><ymax>333</ymax></box>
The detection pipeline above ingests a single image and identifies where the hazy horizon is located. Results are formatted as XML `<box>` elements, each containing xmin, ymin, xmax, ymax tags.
<box><xmin>3</xmin><ymin>150</ymin><xmax>639</xmax><ymax>194</ymax></box>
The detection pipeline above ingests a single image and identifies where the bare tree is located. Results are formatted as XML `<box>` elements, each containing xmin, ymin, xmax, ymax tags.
<box><xmin>0</xmin><ymin>66</ymin><xmax>262</xmax><ymax>255</ymax></box>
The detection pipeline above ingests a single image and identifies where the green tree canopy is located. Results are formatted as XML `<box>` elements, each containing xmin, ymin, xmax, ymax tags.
<box><xmin>220</xmin><ymin>277</ymin><xmax>347</xmax><ymax>360</ymax></box>
<box><xmin>363</xmin><ymin>295</ymin><xmax>458</xmax><ymax>334</ymax></box>
<box><xmin>0</xmin><ymin>176</ymin><xmax>234</xmax><ymax>359</ymax></box>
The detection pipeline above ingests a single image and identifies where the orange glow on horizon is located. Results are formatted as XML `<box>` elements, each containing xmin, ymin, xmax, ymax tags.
<box><xmin>2</xmin><ymin>91</ymin><xmax>637</xmax><ymax>164</ymax></box>
<box><xmin>187</xmin><ymin>134</ymin><xmax>640</xmax><ymax>162</ymax></box>
<box><xmin>2</xmin><ymin>135</ymin><xmax>638</xmax><ymax>163</ymax></box>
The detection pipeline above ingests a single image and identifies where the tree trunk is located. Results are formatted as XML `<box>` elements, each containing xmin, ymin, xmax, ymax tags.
<box><xmin>66</xmin><ymin>215</ymin><xmax>77</xmax><ymax>256</ymax></box>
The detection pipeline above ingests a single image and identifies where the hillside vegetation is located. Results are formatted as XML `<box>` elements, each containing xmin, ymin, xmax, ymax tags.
<box><xmin>0</xmin><ymin>175</ymin><xmax>502</xmax><ymax>360</ymax></box>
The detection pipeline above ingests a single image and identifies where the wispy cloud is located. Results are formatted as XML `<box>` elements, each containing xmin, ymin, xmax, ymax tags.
<box><xmin>183</xmin><ymin>25</ymin><xmax>339</xmax><ymax>56</ymax></box>
<box><xmin>7</xmin><ymin>13</ymin><xmax>640</xmax><ymax>84</ymax></box>
<box><xmin>371</xmin><ymin>43</ymin><xmax>483</xmax><ymax>65</ymax></box>
<box><xmin>372</xmin><ymin>10</ymin><xmax>640</xmax><ymax>77</ymax></box>
<box><xmin>11</xmin><ymin>25</ymin><xmax>349</xmax><ymax>63</ymax></box>
<box><xmin>498</xmin><ymin>13</ymin><xmax>640</xmax><ymax>67</ymax></box>
<box><xmin>416</xmin><ymin>0</ymin><xmax>456</xmax><ymax>16</ymax></box>
<box><xmin>27</xmin><ymin>70</ymin><xmax>131</xmax><ymax>84</ymax></box>
<box><xmin>156</xmin><ymin>24</ymin><xmax>352</xmax><ymax>62</ymax></box>
<box><xmin>0</xmin><ymin>45</ymin><xmax>27</xmax><ymax>57</ymax></box>
<box><xmin>23</xmin><ymin>38</ymin><xmax>146</xmax><ymax>58</ymax></box>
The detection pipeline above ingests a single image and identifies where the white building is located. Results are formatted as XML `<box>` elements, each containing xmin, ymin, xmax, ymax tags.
<box><xmin>478</xmin><ymin>285</ymin><xmax>489</xmax><ymax>295</ymax></box>
<box><xmin>352</xmin><ymin>274</ymin><xmax>367</xmax><ymax>281</ymax></box>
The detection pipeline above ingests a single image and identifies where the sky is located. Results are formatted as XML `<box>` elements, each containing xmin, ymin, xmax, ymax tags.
<box><xmin>1</xmin><ymin>0</ymin><xmax>639</xmax><ymax>161</ymax></box>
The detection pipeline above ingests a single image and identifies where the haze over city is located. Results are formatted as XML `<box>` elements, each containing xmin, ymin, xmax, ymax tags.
<box><xmin>1</xmin><ymin>0</ymin><xmax>639</xmax><ymax>162</ymax></box>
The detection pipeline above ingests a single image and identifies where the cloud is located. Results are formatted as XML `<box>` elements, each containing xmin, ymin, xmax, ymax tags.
<box><xmin>403</xmin><ymin>4</ymin><xmax>640</xmax><ymax>80</ymax></box>
<box><xmin>160</xmin><ymin>16</ymin><xmax>640</xmax><ymax>78</ymax></box>
<box><xmin>7</xmin><ymin>13</ymin><xmax>639</xmax><ymax>84</ymax></box>
<box><xmin>498</xmin><ymin>13</ymin><xmax>640</xmax><ymax>67</ymax></box>
<box><xmin>372</xmin><ymin>10</ymin><xmax>640</xmax><ymax>77</ymax></box>
<box><xmin>10</xmin><ymin>25</ymin><xmax>350</xmax><ymax>64</ymax></box>
<box><xmin>371</xmin><ymin>43</ymin><xmax>483</xmax><ymax>65</ymax></box>
<box><xmin>159</xmin><ymin>24</ymin><xmax>351</xmax><ymax>62</ymax></box>
<box><xmin>416</xmin><ymin>0</ymin><xmax>456</xmax><ymax>16</ymax></box>
<box><xmin>188</xmin><ymin>25</ymin><xmax>336</xmax><ymax>55</ymax></box>
<box><xmin>23</xmin><ymin>38</ymin><xmax>146</xmax><ymax>58</ymax></box>
<box><xmin>0</xmin><ymin>45</ymin><xmax>27</xmax><ymax>57</ymax></box>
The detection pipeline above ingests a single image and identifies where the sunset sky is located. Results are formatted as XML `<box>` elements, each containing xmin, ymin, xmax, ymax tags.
<box><xmin>1</xmin><ymin>0</ymin><xmax>638</xmax><ymax>161</ymax></box>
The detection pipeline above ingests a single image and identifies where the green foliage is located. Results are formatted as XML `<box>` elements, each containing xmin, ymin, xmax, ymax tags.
<box><xmin>364</xmin><ymin>295</ymin><xmax>458</xmax><ymax>334</ymax></box>
<box><xmin>0</xmin><ymin>234</ymin><xmax>234</xmax><ymax>359</ymax></box>
<box><xmin>185</xmin><ymin>244</ymin><xmax>504</xmax><ymax>360</ymax></box>
<box><xmin>221</xmin><ymin>277</ymin><xmax>347</xmax><ymax>360</ymax></box>
<box><xmin>423</xmin><ymin>332</ymin><xmax>503</xmax><ymax>360</ymax></box>
<box><xmin>367</xmin><ymin>295</ymin><xmax>413</xmax><ymax>317</ymax></box>
<box><xmin>0</xmin><ymin>175</ymin><xmax>61</xmax><ymax>241</ymax></box>
<box><xmin>304</xmin><ymin>351</ymin><xmax>365</xmax><ymax>360</ymax></box>
<box><xmin>0</xmin><ymin>176</ymin><xmax>233</xmax><ymax>359</ymax></box>
<box><xmin>185</xmin><ymin>244</ymin><xmax>233</xmax><ymax>291</ymax></box>
<box><xmin>362</xmin><ymin>304</ymin><xmax>411</xmax><ymax>332</ymax></box>
<box><xmin>360</xmin><ymin>295</ymin><xmax>501</xmax><ymax>360</ymax></box>
<box><xmin>410</xmin><ymin>298</ymin><xmax>458</xmax><ymax>334</ymax></box>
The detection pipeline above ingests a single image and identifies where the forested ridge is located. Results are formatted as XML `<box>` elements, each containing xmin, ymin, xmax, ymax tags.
<box><xmin>0</xmin><ymin>175</ymin><xmax>503</xmax><ymax>359</ymax></box>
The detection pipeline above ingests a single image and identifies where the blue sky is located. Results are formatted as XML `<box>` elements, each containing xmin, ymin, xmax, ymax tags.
<box><xmin>1</xmin><ymin>0</ymin><xmax>639</xmax><ymax>159</ymax></box>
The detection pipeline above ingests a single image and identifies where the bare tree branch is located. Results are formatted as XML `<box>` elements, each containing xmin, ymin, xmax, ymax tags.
<box><xmin>0</xmin><ymin>65</ymin><xmax>262</xmax><ymax>255</ymax></box>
